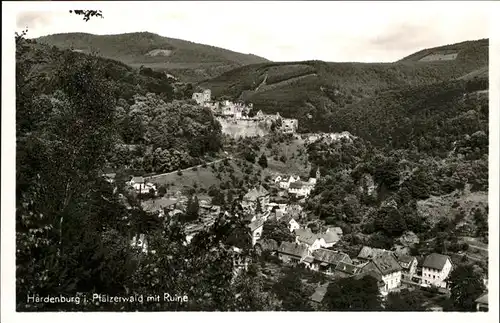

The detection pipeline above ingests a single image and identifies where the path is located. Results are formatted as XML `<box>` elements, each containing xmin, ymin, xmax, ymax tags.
<box><xmin>145</xmin><ymin>155</ymin><xmax>233</xmax><ymax>180</ymax></box>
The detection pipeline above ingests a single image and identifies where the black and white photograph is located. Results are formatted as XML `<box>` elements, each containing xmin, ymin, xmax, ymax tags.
<box><xmin>1</xmin><ymin>0</ymin><xmax>499</xmax><ymax>321</ymax></box>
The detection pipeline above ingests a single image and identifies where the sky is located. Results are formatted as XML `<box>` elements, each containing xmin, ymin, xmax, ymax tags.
<box><xmin>12</xmin><ymin>1</ymin><xmax>494</xmax><ymax>63</ymax></box>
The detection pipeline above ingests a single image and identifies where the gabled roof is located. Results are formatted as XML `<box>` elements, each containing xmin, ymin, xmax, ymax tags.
<box><xmin>475</xmin><ymin>292</ymin><xmax>488</xmax><ymax>305</ymax></box>
<box><xmin>357</xmin><ymin>246</ymin><xmax>388</xmax><ymax>260</ymax></box>
<box><xmin>395</xmin><ymin>254</ymin><xmax>417</xmax><ymax>269</ymax></box>
<box><xmin>335</xmin><ymin>261</ymin><xmax>361</xmax><ymax>275</ymax></box>
<box><xmin>370</xmin><ymin>252</ymin><xmax>402</xmax><ymax>275</ymax></box>
<box><xmin>277</xmin><ymin>241</ymin><xmax>308</xmax><ymax>258</ymax></box>
<box><xmin>248</xmin><ymin>218</ymin><xmax>265</xmax><ymax>232</ymax></box>
<box><xmin>295</xmin><ymin>228</ymin><xmax>320</xmax><ymax>245</ymax></box>
<box><xmin>422</xmin><ymin>253</ymin><xmax>451</xmax><ymax>270</ymax></box>
<box><xmin>312</xmin><ymin>248</ymin><xmax>351</xmax><ymax>266</ymax></box>
<box><xmin>321</xmin><ymin>231</ymin><xmax>341</xmax><ymax>244</ymax></box>
<box><xmin>303</xmin><ymin>255</ymin><xmax>315</xmax><ymax>263</ymax></box>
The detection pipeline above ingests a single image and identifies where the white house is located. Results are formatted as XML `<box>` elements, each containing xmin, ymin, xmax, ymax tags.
<box><xmin>289</xmin><ymin>218</ymin><xmax>300</xmax><ymax>232</ymax></box>
<box><xmin>248</xmin><ymin>218</ymin><xmax>265</xmax><ymax>246</ymax></box>
<box><xmin>319</xmin><ymin>227</ymin><xmax>342</xmax><ymax>248</ymax></box>
<box><xmin>279</xmin><ymin>175</ymin><xmax>300</xmax><ymax>190</ymax></box>
<box><xmin>421</xmin><ymin>253</ymin><xmax>453</xmax><ymax>288</ymax></box>
<box><xmin>128</xmin><ymin>176</ymin><xmax>156</xmax><ymax>195</ymax></box>
<box><xmin>360</xmin><ymin>251</ymin><xmax>403</xmax><ymax>295</ymax></box>
<box><xmin>295</xmin><ymin>228</ymin><xmax>323</xmax><ymax>252</ymax></box>
<box><xmin>394</xmin><ymin>254</ymin><xmax>418</xmax><ymax>278</ymax></box>
<box><xmin>288</xmin><ymin>181</ymin><xmax>314</xmax><ymax>197</ymax></box>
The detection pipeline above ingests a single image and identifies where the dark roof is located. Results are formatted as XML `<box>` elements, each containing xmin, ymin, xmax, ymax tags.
<box><xmin>475</xmin><ymin>293</ymin><xmax>488</xmax><ymax>305</ymax></box>
<box><xmin>312</xmin><ymin>249</ymin><xmax>351</xmax><ymax>266</ymax></box>
<box><xmin>357</xmin><ymin>246</ymin><xmax>388</xmax><ymax>260</ymax></box>
<box><xmin>289</xmin><ymin>181</ymin><xmax>304</xmax><ymax>189</ymax></box>
<box><xmin>371</xmin><ymin>252</ymin><xmax>402</xmax><ymax>275</ymax></box>
<box><xmin>321</xmin><ymin>231</ymin><xmax>341</xmax><ymax>244</ymax></box>
<box><xmin>303</xmin><ymin>255</ymin><xmax>315</xmax><ymax>263</ymax></box>
<box><xmin>295</xmin><ymin>228</ymin><xmax>319</xmax><ymax>245</ymax></box>
<box><xmin>248</xmin><ymin>218</ymin><xmax>265</xmax><ymax>232</ymax></box>
<box><xmin>277</xmin><ymin>242</ymin><xmax>308</xmax><ymax>258</ymax></box>
<box><xmin>395</xmin><ymin>254</ymin><xmax>417</xmax><ymax>269</ymax></box>
<box><xmin>310</xmin><ymin>283</ymin><xmax>330</xmax><ymax>303</ymax></box>
<box><xmin>335</xmin><ymin>261</ymin><xmax>361</xmax><ymax>275</ymax></box>
<box><xmin>422</xmin><ymin>253</ymin><xmax>451</xmax><ymax>270</ymax></box>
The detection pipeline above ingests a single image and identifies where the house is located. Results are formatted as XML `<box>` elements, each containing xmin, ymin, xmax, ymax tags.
<box><xmin>319</xmin><ymin>228</ymin><xmax>342</xmax><ymax>248</ymax></box>
<box><xmin>242</xmin><ymin>185</ymin><xmax>270</xmax><ymax>210</ymax></box>
<box><xmin>277</xmin><ymin>241</ymin><xmax>309</xmax><ymax>264</ymax></box>
<box><xmin>310</xmin><ymin>248</ymin><xmax>352</xmax><ymax>274</ymax></box>
<box><xmin>295</xmin><ymin>228</ymin><xmax>323</xmax><ymax>251</ymax></box>
<box><xmin>360</xmin><ymin>251</ymin><xmax>403</xmax><ymax>295</ymax></box>
<box><xmin>357</xmin><ymin>246</ymin><xmax>388</xmax><ymax>262</ymax></box>
<box><xmin>288</xmin><ymin>181</ymin><xmax>314</xmax><ymax>197</ymax></box>
<box><xmin>279</xmin><ymin>175</ymin><xmax>300</xmax><ymax>190</ymax></box>
<box><xmin>278</xmin><ymin>214</ymin><xmax>300</xmax><ymax>232</ymax></box>
<box><xmin>310</xmin><ymin>283</ymin><xmax>330</xmax><ymax>305</ymax></box>
<box><xmin>128</xmin><ymin>176</ymin><xmax>156</xmax><ymax>195</ymax></box>
<box><xmin>421</xmin><ymin>253</ymin><xmax>453</xmax><ymax>288</ymax></box>
<box><xmin>394</xmin><ymin>254</ymin><xmax>418</xmax><ymax>278</ymax></box>
<box><xmin>475</xmin><ymin>292</ymin><xmax>488</xmax><ymax>311</ymax></box>
<box><xmin>248</xmin><ymin>218</ymin><xmax>265</xmax><ymax>246</ymax></box>
<box><xmin>335</xmin><ymin>261</ymin><xmax>362</xmax><ymax>277</ymax></box>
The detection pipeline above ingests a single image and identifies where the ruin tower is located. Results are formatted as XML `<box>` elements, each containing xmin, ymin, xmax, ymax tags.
<box><xmin>316</xmin><ymin>167</ymin><xmax>321</xmax><ymax>180</ymax></box>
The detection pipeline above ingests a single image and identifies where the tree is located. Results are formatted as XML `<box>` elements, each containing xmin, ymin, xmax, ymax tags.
<box><xmin>261</xmin><ymin>219</ymin><xmax>295</xmax><ymax>243</ymax></box>
<box><xmin>385</xmin><ymin>289</ymin><xmax>427</xmax><ymax>311</ymax></box>
<box><xmin>272</xmin><ymin>267</ymin><xmax>313</xmax><ymax>311</ymax></box>
<box><xmin>69</xmin><ymin>10</ymin><xmax>103</xmax><ymax>21</ymax></box>
<box><xmin>448</xmin><ymin>264</ymin><xmax>485</xmax><ymax>311</ymax></box>
<box><xmin>323</xmin><ymin>276</ymin><xmax>382</xmax><ymax>311</ymax></box>
<box><xmin>185</xmin><ymin>195</ymin><xmax>199</xmax><ymax>221</ymax></box>
<box><xmin>258</xmin><ymin>153</ymin><xmax>268</xmax><ymax>168</ymax></box>
<box><xmin>212</xmin><ymin>189</ymin><xmax>226</xmax><ymax>206</ymax></box>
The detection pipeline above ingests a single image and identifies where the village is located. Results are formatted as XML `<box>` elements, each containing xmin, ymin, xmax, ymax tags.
<box><xmin>97</xmin><ymin>87</ymin><xmax>489</xmax><ymax>312</ymax></box>
<box><xmin>103</xmin><ymin>143</ymin><xmax>489</xmax><ymax>311</ymax></box>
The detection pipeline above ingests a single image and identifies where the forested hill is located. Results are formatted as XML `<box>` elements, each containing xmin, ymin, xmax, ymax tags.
<box><xmin>198</xmin><ymin>39</ymin><xmax>488</xmax><ymax>134</ymax></box>
<box><xmin>35</xmin><ymin>32</ymin><xmax>270</xmax><ymax>82</ymax></box>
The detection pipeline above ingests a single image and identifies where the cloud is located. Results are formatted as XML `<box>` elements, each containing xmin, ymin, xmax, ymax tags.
<box><xmin>16</xmin><ymin>11</ymin><xmax>54</xmax><ymax>29</ymax></box>
<box><xmin>368</xmin><ymin>22</ymin><xmax>442</xmax><ymax>52</ymax></box>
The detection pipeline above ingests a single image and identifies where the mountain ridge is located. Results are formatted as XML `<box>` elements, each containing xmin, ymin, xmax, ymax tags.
<box><xmin>35</xmin><ymin>31</ymin><xmax>271</xmax><ymax>82</ymax></box>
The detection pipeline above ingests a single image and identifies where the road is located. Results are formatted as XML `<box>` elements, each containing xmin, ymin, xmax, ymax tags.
<box><xmin>145</xmin><ymin>155</ymin><xmax>233</xmax><ymax>180</ymax></box>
